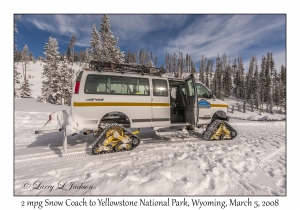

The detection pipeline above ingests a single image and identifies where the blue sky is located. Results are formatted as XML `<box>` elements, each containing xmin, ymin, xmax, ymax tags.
<box><xmin>16</xmin><ymin>14</ymin><xmax>286</xmax><ymax>72</ymax></box>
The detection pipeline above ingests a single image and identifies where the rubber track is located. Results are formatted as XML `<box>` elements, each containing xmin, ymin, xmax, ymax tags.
<box><xmin>202</xmin><ymin>119</ymin><xmax>237</xmax><ymax>141</ymax></box>
<box><xmin>91</xmin><ymin>123</ymin><xmax>141</xmax><ymax>155</ymax></box>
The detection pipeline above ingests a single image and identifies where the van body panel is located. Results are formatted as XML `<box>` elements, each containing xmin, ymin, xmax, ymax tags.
<box><xmin>70</xmin><ymin>69</ymin><xmax>228</xmax><ymax>132</ymax></box>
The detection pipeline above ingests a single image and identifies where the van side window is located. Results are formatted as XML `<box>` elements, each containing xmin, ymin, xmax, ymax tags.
<box><xmin>84</xmin><ymin>75</ymin><xmax>150</xmax><ymax>96</ymax></box>
<box><xmin>196</xmin><ymin>83</ymin><xmax>212</xmax><ymax>98</ymax></box>
<box><xmin>152</xmin><ymin>79</ymin><xmax>168</xmax><ymax>97</ymax></box>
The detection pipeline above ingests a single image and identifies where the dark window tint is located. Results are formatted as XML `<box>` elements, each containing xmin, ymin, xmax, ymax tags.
<box><xmin>84</xmin><ymin>75</ymin><xmax>150</xmax><ymax>95</ymax></box>
<box><xmin>152</xmin><ymin>79</ymin><xmax>168</xmax><ymax>96</ymax></box>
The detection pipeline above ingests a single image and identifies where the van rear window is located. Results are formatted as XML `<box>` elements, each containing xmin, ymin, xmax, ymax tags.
<box><xmin>84</xmin><ymin>75</ymin><xmax>150</xmax><ymax>96</ymax></box>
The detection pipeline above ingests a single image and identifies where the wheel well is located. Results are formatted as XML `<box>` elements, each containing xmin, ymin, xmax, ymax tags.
<box><xmin>212</xmin><ymin>110</ymin><xmax>228</xmax><ymax>121</ymax></box>
<box><xmin>100</xmin><ymin>111</ymin><xmax>131</xmax><ymax>127</ymax></box>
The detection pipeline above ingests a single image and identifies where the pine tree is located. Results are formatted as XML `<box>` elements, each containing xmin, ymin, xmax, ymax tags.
<box><xmin>238</xmin><ymin>56</ymin><xmax>246</xmax><ymax>100</ymax></box>
<box><xmin>247</xmin><ymin>56</ymin><xmax>259</xmax><ymax>111</ymax></box>
<box><xmin>214</xmin><ymin>55</ymin><xmax>223</xmax><ymax>99</ymax></box>
<box><xmin>19</xmin><ymin>78</ymin><xmax>32</xmax><ymax>98</ymax></box>
<box><xmin>14</xmin><ymin>15</ymin><xmax>21</xmax><ymax>97</ymax></box>
<box><xmin>38</xmin><ymin>37</ymin><xmax>61</xmax><ymax>104</ymax></box>
<box><xmin>265</xmin><ymin>52</ymin><xmax>274</xmax><ymax>113</ymax></box>
<box><xmin>58</xmin><ymin>56</ymin><xmax>74</xmax><ymax>105</ymax></box>
<box><xmin>209</xmin><ymin>59</ymin><xmax>214</xmax><ymax>91</ymax></box>
<box><xmin>199</xmin><ymin>55</ymin><xmax>206</xmax><ymax>83</ymax></box>
<box><xmin>252</xmin><ymin>61</ymin><xmax>260</xmax><ymax>109</ymax></box>
<box><xmin>84</xmin><ymin>48</ymin><xmax>90</xmax><ymax>63</ymax></box>
<box><xmin>90</xmin><ymin>24</ymin><xmax>101</xmax><ymax>60</ymax></box>
<box><xmin>172</xmin><ymin>52</ymin><xmax>177</xmax><ymax>75</ymax></box>
<box><xmin>19</xmin><ymin>44</ymin><xmax>33</xmax><ymax>98</ymax></box>
<box><xmin>99</xmin><ymin>15</ymin><xmax>124</xmax><ymax>63</ymax></box>
<box><xmin>232</xmin><ymin>58</ymin><xmax>239</xmax><ymax>97</ymax></box>
<box><xmin>165</xmin><ymin>53</ymin><xmax>169</xmax><ymax>73</ymax></box>
<box><xmin>125</xmin><ymin>50</ymin><xmax>131</xmax><ymax>63</ymax></box>
<box><xmin>259</xmin><ymin>55</ymin><xmax>267</xmax><ymax>113</ymax></box>
<box><xmin>245</xmin><ymin>56</ymin><xmax>255</xmax><ymax>101</ymax></box>
<box><xmin>154</xmin><ymin>54</ymin><xmax>158</xmax><ymax>67</ymax></box>
<box><xmin>280</xmin><ymin>64</ymin><xmax>286</xmax><ymax>112</ymax></box>
<box><xmin>29</xmin><ymin>52</ymin><xmax>35</xmax><ymax>61</ymax></box>
<box><xmin>21</xmin><ymin>45</ymin><xmax>30</xmax><ymax>80</ymax></box>
<box><xmin>67</xmin><ymin>35</ymin><xmax>76</xmax><ymax>63</ymax></box>
<box><xmin>273</xmin><ymin>69</ymin><xmax>281</xmax><ymax>109</ymax></box>
<box><xmin>146</xmin><ymin>60</ymin><xmax>154</xmax><ymax>67</ymax></box>
<box><xmin>223</xmin><ymin>65</ymin><xmax>232</xmax><ymax>98</ymax></box>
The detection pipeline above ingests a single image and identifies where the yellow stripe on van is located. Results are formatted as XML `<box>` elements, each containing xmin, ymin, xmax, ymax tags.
<box><xmin>211</xmin><ymin>104</ymin><xmax>228</xmax><ymax>108</ymax></box>
<box><xmin>73</xmin><ymin>102</ymin><xmax>170</xmax><ymax>107</ymax></box>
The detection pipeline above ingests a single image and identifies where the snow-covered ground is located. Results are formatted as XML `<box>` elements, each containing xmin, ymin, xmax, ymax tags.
<box><xmin>14</xmin><ymin>98</ymin><xmax>286</xmax><ymax>196</ymax></box>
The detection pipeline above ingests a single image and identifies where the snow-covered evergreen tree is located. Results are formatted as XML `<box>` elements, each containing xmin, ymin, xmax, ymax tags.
<box><xmin>238</xmin><ymin>56</ymin><xmax>246</xmax><ymax>100</ymax></box>
<box><xmin>223</xmin><ymin>65</ymin><xmax>232</xmax><ymax>98</ymax></box>
<box><xmin>21</xmin><ymin>44</ymin><xmax>30</xmax><ymax>80</ymax></box>
<box><xmin>19</xmin><ymin>78</ymin><xmax>32</xmax><ymax>98</ymax></box>
<box><xmin>84</xmin><ymin>48</ymin><xmax>90</xmax><ymax>63</ymax></box>
<box><xmin>99</xmin><ymin>15</ymin><xmax>125</xmax><ymax>63</ymax></box>
<box><xmin>29</xmin><ymin>52</ymin><xmax>35</xmax><ymax>61</ymax></box>
<box><xmin>280</xmin><ymin>64</ymin><xmax>286</xmax><ymax>112</ymax></box>
<box><xmin>58</xmin><ymin>56</ymin><xmax>74</xmax><ymax>105</ymax></box>
<box><xmin>90</xmin><ymin>24</ymin><xmax>101</xmax><ymax>60</ymax></box>
<box><xmin>265</xmin><ymin>52</ymin><xmax>274</xmax><ymax>113</ymax></box>
<box><xmin>205</xmin><ymin>59</ymin><xmax>213</xmax><ymax>90</ymax></box>
<box><xmin>199</xmin><ymin>55</ymin><xmax>206</xmax><ymax>83</ymax></box>
<box><xmin>14</xmin><ymin>15</ymin><xmax>21</xmax><ymax>98</ymax></box>
<box><xmin>67</xmin><ymin>35</ymin><xmax>76</xmax><ymax>63</ymax></box>
<box><xmin>38</xmin><ymin>37</ymin><xmax>61</xmax><ymax>104</ymax></box>
<box><xmin>252</xmin><ymin>61</ymin><xmax>260</xmax><ymax>109</ymax></box>
<box><xmin>214</xmin><ymin>55</ymin><xmax>223</xmax><ymax>99</ymax></box>
<box><xmin>19</xmin><ymin>44</ymin><xmax>33</xmax><ymax>98</ymax></box>
<box><xmin>259</xmin><ymin>55</ymin><xmax>267</xmax><ymax>113</ymax></box>
<box><xmin>273</xmin><ymin>69</ymin><xmax>281</xmax><ymax>109</ymax></box>
<box><xmin>146</xmin><ymin>60</ymin><xmax>154</xmax><ymax>67</ymax></box>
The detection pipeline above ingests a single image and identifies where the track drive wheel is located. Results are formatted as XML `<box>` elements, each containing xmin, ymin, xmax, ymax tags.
<box><xmin>131</xmin><ymin>136</ymin><xmax>140</xmax><ymax>148</ymax></box>
<box><xmin>230</xmin><ymin>130</ymin><xmax>237</xmax><ymax>139</ymax></box>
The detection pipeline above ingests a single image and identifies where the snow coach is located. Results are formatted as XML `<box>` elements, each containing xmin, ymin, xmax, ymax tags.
<box><xmin>35</xmin><ymin>61</ymin><xmax>237</xmax><ymax>154</ymax></box>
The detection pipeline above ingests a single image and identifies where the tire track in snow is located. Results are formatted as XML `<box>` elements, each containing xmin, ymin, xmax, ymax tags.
<box><xmin>14</xmin><ymin>138</ymin><xmax>204</xmax><ymax>169</ymax></box>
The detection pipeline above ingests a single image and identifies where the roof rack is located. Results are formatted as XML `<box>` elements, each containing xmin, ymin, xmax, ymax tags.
<box><xmin>89</xmin><ymin>61</ymin><xmax>165</xmax><ymax>76</ymax></box>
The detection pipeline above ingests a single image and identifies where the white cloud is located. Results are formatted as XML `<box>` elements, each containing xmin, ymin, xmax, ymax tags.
<box><xmin>164</xmin><ymin>15</ymin><xmax>286</xmax><ymax>64</ymax></box>
<box><xmin>109</xmin><ymin>14</ymin><xmax>189</xmax><ymax>40</ymax></box>
<box><xmin>25</xmin><ymin>15</ymin><xmax>102</xmax><ymax>47</ymax></box>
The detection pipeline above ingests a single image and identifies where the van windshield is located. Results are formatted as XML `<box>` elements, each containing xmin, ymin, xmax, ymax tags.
<box><xmin>196</xmin><ymin>83</ymin><xmax>212</xmax><ymax>98</ymax></box>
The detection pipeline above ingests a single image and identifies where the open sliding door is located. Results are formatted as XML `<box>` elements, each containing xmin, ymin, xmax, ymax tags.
<box><xmin>184</xmin><ymin>74</ymin><xmax>198</xmax><ymax>126</ymax></box>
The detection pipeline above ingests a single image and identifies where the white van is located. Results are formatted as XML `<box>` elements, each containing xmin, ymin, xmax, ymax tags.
<box><xmin>36</xmin><ymin>61</ymin><xmax>236</xmax><ymax>154</ymax></box>
<box><xmin>71</xmin><ymin>63</ymin><xmax>229</xmax><ymax>134</ymax></box>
